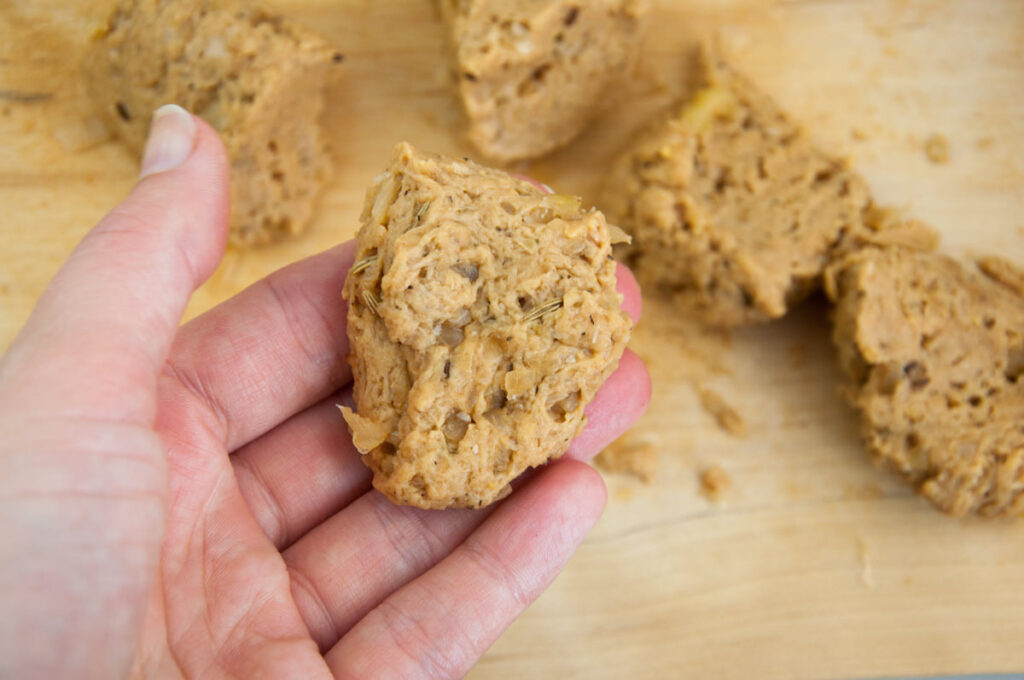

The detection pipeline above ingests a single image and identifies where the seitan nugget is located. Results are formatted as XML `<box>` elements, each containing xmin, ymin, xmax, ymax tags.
<box><xmin>604</xmin><ymin>49</ymin><xmax>933</xmax><ymax>326</ymax></box>
<box><xmin>827</xmin><ymin>247</ymin><xmax>1024</xmax><ymax>517</ymax></box>
<box><xmin>86</xmin><ymin>0</ymin><xmax>337</xmax><ymax>246</ymax></box>
<box><xmin>342</xmin><ymin>143</ymin><xmax>631</xmax><ymax>509</ymax></box>
<box><xmin>438</xmin><ymin>0</ymin><xmax>646</xmax><ymax>162</ymax></box>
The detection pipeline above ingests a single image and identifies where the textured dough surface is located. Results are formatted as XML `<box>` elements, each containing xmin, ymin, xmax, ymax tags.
<box><xmin>342</xmin><ymin>143</ymin><xmax>631</xmax><ymax>509</ymax></box>
<box><xmin>827</xmin><ymin>247</ymin><xmax>1024</xmax><ymax>517</ymax></box>
<box><xmin>604</xmin><ymin>49</ymin><xmax>934</xmax><ymax>326</ymax></box>
<box><xmin>85</xmin><ymin>0</ymin><xmax>336</xmax><ymax>246</ymax></box>
<box><xmin>438</xmin><ymin>0</ymin><xmax>646</xmax><ymax>162</ymax></box>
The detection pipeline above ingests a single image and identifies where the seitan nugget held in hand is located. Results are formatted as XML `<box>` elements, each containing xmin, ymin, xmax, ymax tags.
<box><xmin>341</xmin><ymin>143</ymin><xmax>632</xmax><ymax>509</ymax></box>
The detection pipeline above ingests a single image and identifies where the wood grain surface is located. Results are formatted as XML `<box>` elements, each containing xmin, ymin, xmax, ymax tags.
<box><xmin>2</xmin><ymin>1</ymin><xmax>1024</xmax><ymax>678</ymax></box>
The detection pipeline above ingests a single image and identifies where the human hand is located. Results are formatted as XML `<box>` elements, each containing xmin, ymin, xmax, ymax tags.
<box><xmin>0</xmin><ymin>106</ymin><xmax>650</xmax><ymax>679</ymax></box>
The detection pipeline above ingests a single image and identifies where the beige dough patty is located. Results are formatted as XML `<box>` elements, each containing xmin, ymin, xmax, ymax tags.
<box><xmin>342</xmin><ymin>143</ymin><xmax>631</xmax><ymax>509</ymax></box>
<box><xmin>604</xmin><ymin>48</ymin><xmax>934</xmax><ymax>326</ymax></box>
<box><xmin>827</xmin><ymin>247</ymin><xmax>1024</xmax><ymax>517</ymax></box>
<box><xmin>85</xmin><ymin>0</ymin><xmax>337</xmax><ymax>246</ymax></box>
<box><xmin>438</xmin><ymin>0</ymin><xmax>646</xmax><ymax>162</ymax></box>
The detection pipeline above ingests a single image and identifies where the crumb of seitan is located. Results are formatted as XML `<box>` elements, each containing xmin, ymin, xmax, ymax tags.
<box><xmin>53</xmin><ymin>115</ymin><xmax>112</xmax><ymax>153</ymax></box>
<box><xmin>595</xmin><ymin>438</ymin><xmax>657</xmax><ymax>483</ymax></box>
<box><xmin>857</xmin><ymin>537</ymin><xmax>875</xmax><ymax>589</ymax></box>
<box><xmin>924</xmin><ymin>133</ymin><xmax>950</xmax><ymax>164</ymax></box>
<box><xmin>977</xmin><ymin>255</ymin><xmax>1024</xmax><ymax>296</ymax></box>
<box><xmin>698</xmin><ymin>387</ymin><xmax>746</xmax><ymax>437</ymax></box>
<box><xmin>861</xmin><ymin>205</ymin><xmax>940</xmax><ymax>251</ymax></box>
<box><xmin>699</xmin><ymin>465</ymin><xmax>730</xmax><ymax>502</ymax></box>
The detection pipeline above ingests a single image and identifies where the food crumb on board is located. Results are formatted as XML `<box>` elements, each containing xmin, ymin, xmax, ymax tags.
<box><xmin>860</xmin><ymin>204</ymin><xmax>940</xmax><ymax>251</ymax></box>
<box><xmin>595</xmin><ymin>437</ymin><xmax>657</xmax><ymax>483</ymax></box>
<box><xmin>857</xmin><ymin>537</ymin><xmax>875</xmax><ymax>589</ymax></box>
<box><xmin>53</xmin><ymin>115</ymin><xmax>112</xmax><ymax>153</ymax></box>
<box><xmin>698</xmin><ymin>387</ymin><xmax>747</xmax><ymax>437</ymax></box>
<box><xmin>977</xmin><ymin>255</ymin><xmax>1024</xmax><ymax>296</ymax></box>
<box><xmin>976</xmin><ymin>136</ymin><xmax>995</xmax><ymax>150</ymax></box>
<box><xmin>850</xmin><ymin>127</ymin><xmax>869</xmax><ymax>141</ymax></box>
<box><xmin>924</xmin><ymin>133</ymin><xmax>949</xmax><ymax>164</ymax></box>
<box><xmin>842</xmin><ymin>483</ymin><xmax>884</xmax><ymax>501</ymax></box>
<box><xmin>699</xmin><ymin>464</ymin><xmax>730</xmax><ymax>502</ymax></box>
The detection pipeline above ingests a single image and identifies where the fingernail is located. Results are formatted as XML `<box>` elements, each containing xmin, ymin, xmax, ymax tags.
<box><xmin>140</xmin><ymin>104</ymin><xmax>197</xmax><ymax>178</ymax></box>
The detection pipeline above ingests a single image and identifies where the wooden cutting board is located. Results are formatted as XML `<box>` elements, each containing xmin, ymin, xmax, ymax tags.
<box><xmin>2</xmin><ymin>1</ymin><xmax>1024</xmax><ymax>677</ymax></box>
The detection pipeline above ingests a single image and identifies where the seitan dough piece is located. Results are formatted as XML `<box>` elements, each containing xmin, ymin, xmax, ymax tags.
<box><xmin>85</xmin><ymin>0</ymin><xmax>337</xmax><ymax>246</ymax></box>
<box><xmin>437</xmin><ymin>0</ymin><xmax>646</xmax><ymax>162</ymax></box>
<box><xmin>827</xmin><ymin>247</ymin><xmax>1024</xmax><ymax>517</ymax></box>
<box><xmin>604</xmin><ymin>49</ymin><xmax>933</xmax><ymax>326</ymax></box>
<box><xmin>342</xmin><ymin>143</ymin><xmax>631</xmax><ymax>509</ymax></box>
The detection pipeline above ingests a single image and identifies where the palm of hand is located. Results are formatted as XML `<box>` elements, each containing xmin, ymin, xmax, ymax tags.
<box><xmin>141</xmin><ymin>248</ymin><xmax>604</xmax><ymax>679</ymax></box>
<box><xmin>0</xmin><ymin>118</ymin><xmax>647</xmax><ymax>679</ymax></box>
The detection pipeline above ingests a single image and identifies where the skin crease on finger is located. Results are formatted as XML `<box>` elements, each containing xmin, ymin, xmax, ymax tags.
<box><xmin>0</xmin><ymin>99</ymin><xmax>650</xmax><ymax>680</ymax></box>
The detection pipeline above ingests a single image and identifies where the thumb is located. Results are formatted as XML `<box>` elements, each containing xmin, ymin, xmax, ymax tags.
<box><xmin>0</xmin><ymin>105</ymin><xmax>230</xmax><ymax>426</ymax></box>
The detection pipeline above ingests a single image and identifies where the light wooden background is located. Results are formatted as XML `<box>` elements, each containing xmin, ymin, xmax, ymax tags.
<box><xmin>2</xmin><ymin>1</ymin><xmax>1024</xmax><ymax>678</ymax></box>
